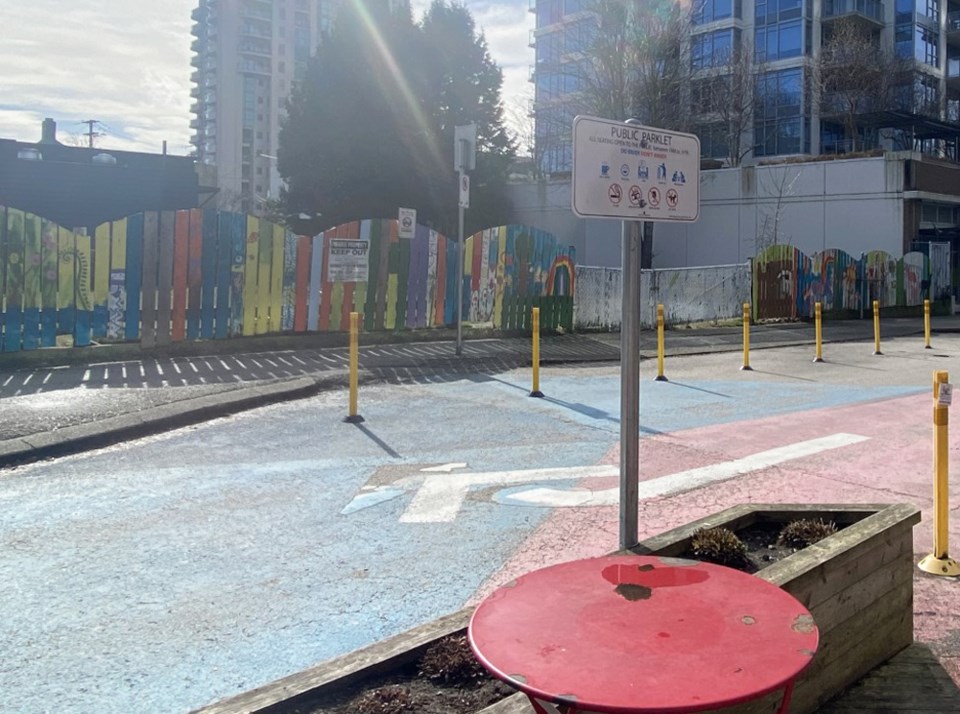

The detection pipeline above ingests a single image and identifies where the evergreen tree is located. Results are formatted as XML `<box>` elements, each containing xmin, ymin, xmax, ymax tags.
<box><xmin>278</xmin><ymin>0</ymin><xmax>514</xmax><ymax>236</ymax></box>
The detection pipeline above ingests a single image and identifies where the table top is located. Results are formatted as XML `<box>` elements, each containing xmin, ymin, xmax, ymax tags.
<box><xmin>469</xmin><ymin>555</ymin><xmax>818</xmax><ymax>714</ymax></box>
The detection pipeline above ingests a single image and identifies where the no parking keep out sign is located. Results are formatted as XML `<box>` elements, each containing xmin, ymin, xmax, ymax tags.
<box><xmin>327</xmin><ymin>239</ymin><xmax>370</xmax><ymax>282</ymax></box>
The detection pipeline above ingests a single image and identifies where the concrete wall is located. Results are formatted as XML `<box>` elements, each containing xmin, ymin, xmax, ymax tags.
<box><xmin>575</xmin><ymin>263</ymin><xmax>750</xmax><ymax>330</ymax></box>
<box><xmin>509</xmin><ymin>155</ymin><xmax>908</xmax><ymax>270</ymax></box>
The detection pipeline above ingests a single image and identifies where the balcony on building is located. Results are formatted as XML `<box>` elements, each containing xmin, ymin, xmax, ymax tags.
<box><xmin>529</xmin><ymin>0</ymin><xmax>536</xmax><ymax>13</ymax></box>
<box><xmin>948</xmin><ymin>56</ymin><xmax>960</xmax><ymax>89</ymax></box>
<box><xmin>241</xmin><ymin>1</ymin><xmax>272</xmax><ymax>21</ymax></box>
<box><xmin>949</xmin><ymin>10</ymin><xmax>960</xmax><ymax>45</ymax></box>
<box><xmin>821</xmin><ymin>0</ymin><xmax>884</xmax><ymax>29</ymax></box>
<box><xmin>190</xmin><ymin>117</ymin><xmax>201</xmax><ymax>130</ymax></box>
<box><xmin>239</xmin><ymin>38</ymin><xmax>272</xmax><ymax>56</ymax></box>
<box><xmin>529</xmin><ymin>28</ymin><xmax>536</xmax><ymax>47</ymax></box>
<box><xmin>239</xmin><ymin>59</ymin><xmax>271</xmax><ymax>76</ymax></box>
<box><xmin>191</xmin><ymin>69</ymin><xmax>201</xmax><ymax>84</ymax></box>
<box><xmin>241</xmin><ymin>23</ymin><xmax>271</xmax><ymax>39</ymax></box>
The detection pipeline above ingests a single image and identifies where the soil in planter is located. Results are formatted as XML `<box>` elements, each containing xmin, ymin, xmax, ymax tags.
<box><xmin>294</xmin><ymin>638</ymin><xmax>514</xmax><ymax>714</ymax></box>
<box><xmin>688</xmin><ymin>520</ymin><xmax>844</xmax><ymax>573</ymax></box>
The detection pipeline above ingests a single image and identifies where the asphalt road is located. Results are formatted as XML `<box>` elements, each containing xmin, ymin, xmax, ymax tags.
<box><xmin>1</xmin><ymin>332</ymin><xmax>959</xmax><ymax>713</ymax></box>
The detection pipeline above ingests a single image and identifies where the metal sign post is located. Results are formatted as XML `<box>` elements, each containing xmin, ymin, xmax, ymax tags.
<box><xmin>454</xmin><ymin>124</ymin><xmax>476</xmax><ymax>357</ymax></box>
<box><xmin>571</xmin><ymin>115</ymin><xmax>700</xmax><ymax>550</ymax></box>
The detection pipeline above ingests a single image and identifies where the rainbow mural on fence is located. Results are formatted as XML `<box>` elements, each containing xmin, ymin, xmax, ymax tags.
<box><xmin>0</xmin><ymin>207</ymin><xmax>575</xmax><ymax>353</ymax></box>
<box><xmin>752</xmin><ymin>244</ymin><xmax>930</xmax><ymax>320</ymax></box>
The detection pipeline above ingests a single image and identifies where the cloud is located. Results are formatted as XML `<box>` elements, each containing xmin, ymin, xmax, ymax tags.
<box><xmin>0</xmin><ymin>0</ymin><xmax>530</xmax><ymax>155</ymax></box>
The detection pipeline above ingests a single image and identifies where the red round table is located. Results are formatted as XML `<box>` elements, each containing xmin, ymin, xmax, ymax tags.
<box><xmin>469</xmin><ymin>555</ymin><xmax>818</xmax><ymax>714</ymax></box>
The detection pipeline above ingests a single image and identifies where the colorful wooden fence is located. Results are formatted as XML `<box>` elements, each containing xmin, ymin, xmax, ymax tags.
<box><xmin>0</xmin><ymin>207</ymin><xmax>576</xmax><ymax>353</ymax></box>
<box><xmin>753</xmin><ymin>245</ymin><xmax>930</xmax><ymax>320</ymax></box>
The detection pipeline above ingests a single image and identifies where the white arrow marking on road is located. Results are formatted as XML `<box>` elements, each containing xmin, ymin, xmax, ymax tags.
<box><xmin>497</xmin><ymin>433</ymin><xmax>870</xmax><ymax>509</ymax></box>
<box><xmin>397</xmin><ymin>433</ymin><xmax>868</xmax><ymax>522</ymax></box>
<box><xmin>420</xmin><ymin>463</ymin><xmax>468</xmax><ymax>473</ymax></box>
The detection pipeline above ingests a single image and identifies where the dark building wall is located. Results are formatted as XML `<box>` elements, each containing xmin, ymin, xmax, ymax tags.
<box><xmin>0</xmin><ymin>139</ymin><xmax>200</xmax><ymax>231</ymax></box>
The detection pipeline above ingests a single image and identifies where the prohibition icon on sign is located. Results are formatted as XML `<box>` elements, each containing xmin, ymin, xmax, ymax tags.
<box><xmin>608</xmin><ymin>184</ymin><xmax>623</xmax><ymax>205</ymax></box>
<box><xmin>629</xmin><ymin>185</ymin><xmax>644</xmax><ymax>206</ymax></box>
<box><xmin>666</xmin><ymin>188</ymin><xmax>679</xmax><ymax>208</ymax></box>
<box><xmin>648</xmin><ymin>186</ymin><xmax>661</xmax><ymax>207</ymax></box>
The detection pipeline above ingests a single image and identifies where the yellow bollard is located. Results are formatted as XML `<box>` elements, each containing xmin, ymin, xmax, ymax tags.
<box><xmin>655</xmin><ymin>303</ymin><xmax>668</xmax><ymax>382</ymax></box>
<box><xmin>872</xmin><ymin>300</ymin><xmax>882</xmax><ymax>355</ymax></box>
<box><xmin>343</xmin><ymin>311</ymin><xmax>364</xmax><ymax>423</ymax></box>
<box><xmin>813</xmin><ymin>302</ymin><xmax>824</xmax><ymax>363</ymax></box>
<box><xmin>529</xmin><ymin>307</ymin><xmax>544</xmax><ymax>397</ymax></box>
<box><xmin>918</xmin><ymin>371</ymin><xmax>960</xmax><ymax>575</ymax></box>
<box><xmin>924</xmin><ymin>299</ymin><xmax>932</xmax><ymax>349</ymax></box>
<box><xmin>741</xmin><ymin>302</ymin><xmax>753</xmax><ymax>371</ymax></box>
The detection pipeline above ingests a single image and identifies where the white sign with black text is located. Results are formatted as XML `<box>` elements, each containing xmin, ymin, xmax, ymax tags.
<box><xmin>327</xmin><ymin>239</ymin><xmax>370</xmax><ymax>282</ymax></box>
<box><xmin>398</xmin><ymin>207</ymin><xmax>417</xmax><ymax>239</ymax></box>
<box><xmin>572</xmin><ymin>115</ymin><xmax>700</xmax><ymax>222</ymax></box>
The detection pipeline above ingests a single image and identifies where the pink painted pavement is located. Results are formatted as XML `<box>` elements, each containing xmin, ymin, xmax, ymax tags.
<box><xmin>471</xmin><ymin>391</ymin><xmax>960</xmax><ymax>683</ymax></box>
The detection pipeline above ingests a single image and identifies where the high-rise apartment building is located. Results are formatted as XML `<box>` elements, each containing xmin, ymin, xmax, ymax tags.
<box><xmin>530</xmin><ymin>0</ymin><xmax>960</xmax><ymax>175</ymax></box>
<box><xmin>190</xmin><ymin>0</ymin><xmax>337</xmax><ymax>214</ymax></box>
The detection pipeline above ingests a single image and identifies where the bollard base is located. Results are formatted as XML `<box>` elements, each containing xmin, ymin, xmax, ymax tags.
<box><xmin>740</xmin><ymin>365</ymin><xmax>753</xmax><ymax>371</ymax></box>
<box><xmin>813</xmin><ymin>357</ymin><xmax>824</xmax><ymax>363</ymax></box>
<box><xmin>873</xmin><ymin>350</ymin><xmax>883</xmax><ymax>356</ymax></box>
<box><xmin>529</xmin><ymin>390</ymin><xmax>544</xmax><ymax>398</ymax></box>
<box><xmin>343</xmin><ymin>414</ymin><xmax>365</xmax><ymax>424</ymax></box>
<box><xmin>918</xmin><ymin>553</ymin><xmax>960</xmax><ymax>576</ymax></box>
<box><xmin>925</xmin><ymin>345</ymin><xmax>933</xmax><ymax>349</ymax></box>
<box><xmin>654</xmin><ymin>375</ymin><xmax>669</xmax><ymax>382</ymax></box>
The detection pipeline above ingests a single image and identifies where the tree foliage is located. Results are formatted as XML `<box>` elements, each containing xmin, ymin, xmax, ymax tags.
<box><xmin>278</xmin><ymin>0</ymin><xmax>514</xmax><ymax>236</ymax></box>
<box><xmin>815</xmin><ymin>19</ymin><xmax>910</xmax><ymax>153</ymax></box>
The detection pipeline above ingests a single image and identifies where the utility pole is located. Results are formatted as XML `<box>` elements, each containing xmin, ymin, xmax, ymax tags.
<box><xmin>79</xmin><ymin>119</ymin><xmax>103</xmax><ymax>148</ymax></box>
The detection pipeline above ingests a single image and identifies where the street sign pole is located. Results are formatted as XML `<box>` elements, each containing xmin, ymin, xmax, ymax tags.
<box><xmin>457</xmin><ymin>170</ymin><xmax>465</xmax><ymax>356</ymax></box>
<box><xmin>454</xmin><ymin>125</ymin><xmax>476</xmax><ymax>358</ymax></box>
<box><xmin>620</xmin><ymin>217</ymin><xmax>642</xmax><ymax>550</ymax></box>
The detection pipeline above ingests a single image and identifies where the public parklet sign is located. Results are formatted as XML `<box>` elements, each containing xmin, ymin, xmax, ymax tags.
<box><xmin>571</xmin><ymin>115</ymin><xmax>700</xmax><ymax>222</ymax></box>
<box><xmin>327</xmin><ymin>238</ymin><xmax>370</xmax><ymax>282</ymax></box>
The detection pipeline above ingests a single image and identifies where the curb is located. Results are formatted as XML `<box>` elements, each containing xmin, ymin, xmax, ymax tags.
<box><xmin>0</xmin><ymin>376</ymin><xmax>335</xmax><ymax>469</ymax></box>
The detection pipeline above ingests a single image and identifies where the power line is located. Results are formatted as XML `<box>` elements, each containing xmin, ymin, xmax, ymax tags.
<box><xmin>78</xmin><ymin>119</ymin><xmax>105</xmax><ymax>148</ymax></box>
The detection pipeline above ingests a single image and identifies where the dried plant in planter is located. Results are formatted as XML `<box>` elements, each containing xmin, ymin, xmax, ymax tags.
<box><xmin>777</xmin><ymin>519</ymin><xmax>838</xmax><ymax>548</ymax></box>
<box><xmin>351</xmin><ymin>684</ymin><xmax>420</xmax><ymax>714</ymax></box>
<box><xmin>418</xmin><ymin>634</ymin><xmax>487</xmax><ymax>686</ymax></box>
<box><xmin>690</xmin><ymin>527</ymin><xmax>748</xmax><ymax>567</ymax></box>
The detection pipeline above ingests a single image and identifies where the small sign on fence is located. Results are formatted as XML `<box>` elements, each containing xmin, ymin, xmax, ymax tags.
<box><xmin>327</xmin><ymin>239</ymin><xmax>370</xmax><ymax>282</ymax></box>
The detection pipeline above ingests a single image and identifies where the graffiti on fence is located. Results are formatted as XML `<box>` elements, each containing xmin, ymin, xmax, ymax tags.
<box><xmin>753</xmin><ymin>244</ymin><xmax>931</xmax><ymax>320</ymax></box>
<box><xmin>0</xmin><ymin>206</ymin><xmax>575</xmax><ymax>353</ymax></box>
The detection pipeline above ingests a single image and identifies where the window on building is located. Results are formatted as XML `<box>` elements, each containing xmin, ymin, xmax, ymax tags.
<box><xmin>755</xmin><ymin>67</ymin><xmax>806</xmax><ymax>156</ymax></box>
<box><xmin>694</xmin><ymin>0</ymin><xmax>738</xmax><ymax>24</ymax></box>
<box><xmin>915</xmin><ymin>26</ymin><xmax>939</xmax><ymax>66</ymax></box>
<box><xmin>537</xmin><ymin>0</ymin><xmax>562</xmax><ymax>27</ymax></box>
<box><xmin>691</xmin><ymin>29</ymin><xmax>737</xmax><ymax>69</ymax></box>
<box><xmin>755</xmin><ymin>19</ymin><xmax>801</xmax><ymax>60</ymax></box>
<box><xmin>696</xmin><ymin>123</ymin><xmax>730</xmax><ymax>159</ymax></box>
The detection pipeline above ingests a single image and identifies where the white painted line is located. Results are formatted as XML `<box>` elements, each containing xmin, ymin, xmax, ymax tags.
<box><xmin>503</xmin><ymin>433</ymin><xmax>870</xmax><ymax>509</ymax></box>
<box><xmin>399</xmin><ymin>465</ymin><xmax>618</xmax><ymax>523</ymax></box>
<box><xmin>420</xmin><ymin>463</ymin><xmax>468</xmax><ymax>473</ymax></box>
<box><xmin>81</xmin><ymin>370</ymin><xmax>91</xmax><ymax>383</ymax></box>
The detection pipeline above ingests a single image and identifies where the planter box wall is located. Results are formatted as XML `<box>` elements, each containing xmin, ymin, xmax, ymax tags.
<box><xmin>193</xmin><ymin>503</ymin><xmax>920</xmax><ymax>714</ymax></box>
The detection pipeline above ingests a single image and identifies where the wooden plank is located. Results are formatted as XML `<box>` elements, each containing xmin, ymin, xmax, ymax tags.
<box><xmin>406</xmin><ymin>224</ymin><xmax>426</xmax><ymax>328</ymax></box>
<box><xmin>140</xmin><ymin>212</ymin><xmax>159</xmax><ymax>347</ymax></box>
<box><xmin>91</xmin><ymin>221</ymin><xmax>110</xmax><ymax>339</ymax></box>
<box><xmin>444</xmin><ymin>235</ymin><xmax>458</xmax><ymax>326</ymax></box>
<box><xmin>319</xmin><ymin>224</ymin><xmax>336</xmax><ymax>331</ymax></box>
<box><xmin>395</xmin><ymin>231</ymin><xmax>411</xmax><ymax>330</ymax></box>
<box><xmin>155</xmin><ymin>210</ymin><xmax>175</xmax><ymax>345</ymax></box>
<box><xmin>425</xmin><ymin>229</ymin><xmax>438</xmax><ymax>327</ymax></box>
<box><xmin>293</xmin><ymin>235</ymin><xmax>311</xmax><ymax>332</ymax></box>
<box><xmin>385</xmin><ymin>232</ymin><xmax>399</xmax><ymax>330</ymax></box>
<box><xmin>73</xmin><ymin>231</ymin><xmax>93</xmax><ymax>347</ymax></box>
<box><xmin>106</xmin><ymin>219</ymin><xmax>127</xmax><ymax>341</ymax></box>
<box><xmin>492</xmin><ymin>226</ymin><xmax>506</xmax><ymax>329</ymax></box>
<box><xmin>39</xmin><ymin>218</ymin><xmax>59</xmax><ymax>346</ymax></box>
<box><xmin>124</xmin><ymin>213</ymin><xmax>144</xmax><ymax>342</ymax></box>
<box><xmin>363</xmin><ymin>219</ymin><xmax>381</xmax><ymax>331</ymax></box>
<box><xmin>477</xmin><ymin>694</ymin><xmax>534</xmax><ymax>714</ymax></box>
<box><xmin>186</xmin><ymin>209</ymin><xmax>204</xmax><ymax>341</ymax></box>
<box><xmin>256</xmin><ymin>219</ymin><xmax>274</xmax><ymax>335</ymax></box>
<box><xmin>280</xmin><ymin>228</ymin><xmax>296</xmax><ymax>332</ymax></box>
<box><xmin>171</xmin><ymin>210</ymin><xmax>190</xmax><ymax>342</ymax></box>
<box><xmin>193</xmin><ymin>608</ymin><xmax>473</xmax><ymax>714</ymax></box>
<box><xmin>242</xmin><ymin>216</ymin><xmax>261</xmax><ymax>336</ymax></box>
<box><xmin>56</xmin><ymin>225</ymin><xmax>76</xmax><ymax>339</ymax></box>
<box><xmin>375</xmin><ymin>219</ymin><xmax>395</xmax><ymax>330</ymax></box>
<box><xmin>0</xmin><ymin>207</ymin><xmax>5</xmax><ymax>350</ymax></box>
<box><xmin>21</xmin><ymin>213</ymin><xmax>42</xmax><ymax>349</ymax></box>
<box><xmin>3</xmin><ymin>209</ymin><xmax>25</xmax><ymax>351</ymax></box>
<box><xmin>307</xmin><ymin>233</ymin><xmax>323</xmax><ymax>331</ymax></box>
<box><xmin>213</xmin><ymin>212</ymin><xmax>233</xmax><ymax>340</ymax></box>
<box><xmin>434</xmin><ymin>233</ymin><xmax>446</xmax><ymax>327</ymax></box>
<box><xmin>228</xmin><ymin>213</ymin><xmax>247</xmax><ymax>337</ymax></box>
<box><xmin>200</xmin><ymin>210</ymin><xmax>219</xmax><ymax>340</ymax></box>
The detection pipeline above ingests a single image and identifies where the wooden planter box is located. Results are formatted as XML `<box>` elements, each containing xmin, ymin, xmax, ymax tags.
<box><xmin>193</xmin><ymin>503</ymin><xmax>919</xmax><ymax>714</ymax></box>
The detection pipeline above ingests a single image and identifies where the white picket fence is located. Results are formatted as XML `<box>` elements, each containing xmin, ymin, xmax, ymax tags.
<box><xmin>575</xmin><ymin>263</ymin><xmax>751</xmax><ymax>330</ymax></box>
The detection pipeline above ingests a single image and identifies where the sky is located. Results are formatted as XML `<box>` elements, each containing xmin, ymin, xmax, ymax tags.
<box><xmin>0</xmin><ymin>0</ymin><xmax>533</xmax><ymax>155</ymax></box>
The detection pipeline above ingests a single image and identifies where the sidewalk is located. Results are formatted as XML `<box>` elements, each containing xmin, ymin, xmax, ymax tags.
<box><xmin>0</xmin><ymin>315</ymin><xmax>954</xmax><ymax>467</ymax></box>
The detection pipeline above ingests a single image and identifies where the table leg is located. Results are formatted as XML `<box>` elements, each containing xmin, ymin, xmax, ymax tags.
<box><xmin>776</xmin><ymin>680</ymin><xmax>796</xmax><ymax>714</ymax></box>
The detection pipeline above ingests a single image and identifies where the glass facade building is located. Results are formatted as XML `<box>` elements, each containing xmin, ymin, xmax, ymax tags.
<box><xmin>529</xmin><ymin>0</ymin><xmax>960</xmax><ymax>174</ymax></box>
